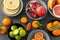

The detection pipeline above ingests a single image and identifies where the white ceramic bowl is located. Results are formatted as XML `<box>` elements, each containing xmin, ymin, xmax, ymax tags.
<box><xmin>1</xmin><ymin>0</ymin><xmax>23</xmax><ymax>17</ymax></box>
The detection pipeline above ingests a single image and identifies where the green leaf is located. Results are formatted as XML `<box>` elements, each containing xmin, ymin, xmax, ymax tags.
<box><xmin>51</xmin><ymin>25</ymin><xmax>60</xmax><ymax>31</ymax></box>
<box><xmin>37</xmin><ymin>22</ymin><xmax>43</xmax><ymax>29</ymax></box>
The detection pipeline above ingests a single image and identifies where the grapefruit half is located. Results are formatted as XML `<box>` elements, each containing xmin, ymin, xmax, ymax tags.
<box><xmin>53</xmin><ymin>5</ymin><xmax>60</xmax><ymax>18</ymax></box>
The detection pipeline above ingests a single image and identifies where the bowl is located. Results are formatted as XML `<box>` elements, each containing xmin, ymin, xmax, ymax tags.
<box><xmin>1</xmin><ymin>0</ymin><xmax>23</xmax><ymax>17</ymax></box>
<box><xmin>27</xmin><ymin>29</ymin><xmax>50</xmax><ymax>40</ymax></box>
<box><xmin>26</xmin><ymin>0</ymin><xmax>47</xmax><ymax>20</ymax></box>
<box><xmin>8</xmin><ymin>23</ymin><xmax>24</xmax><ymax>40</ymax></box>
<box><xmin>46</xmin><ymin>19</ymin><xmax>60</xmax><ymax>36</ymax></box>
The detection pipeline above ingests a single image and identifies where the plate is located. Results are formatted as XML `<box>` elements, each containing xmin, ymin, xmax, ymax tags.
<box><xmin>27</xmin><ymin>29</ymin><xmax>50</xmax><ymax>40</ymax></box>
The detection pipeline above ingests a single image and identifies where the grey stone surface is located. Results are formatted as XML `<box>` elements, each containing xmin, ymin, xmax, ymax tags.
<box><xmin>0</xmin><ymin>0</ymin><xmax>60</xmax><ymax>40</ymax></box>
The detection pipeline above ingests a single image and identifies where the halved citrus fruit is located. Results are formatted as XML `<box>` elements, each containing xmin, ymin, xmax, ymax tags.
<box><xmin>53</xmin><ymin>5</ymin><xmax>60</xmax><ymax>18</ymax></box>
<box><xmin>35</xmin><ymin>32</ymin><xmax>43</xmax><ymax>40</ymax></box>
<box><xmin>48</xmin><ymin>0</ymin><xmax>56</xmax><ymax>9</ymax></box>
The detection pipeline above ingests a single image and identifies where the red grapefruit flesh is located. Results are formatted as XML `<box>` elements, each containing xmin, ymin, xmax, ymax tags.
<box><xmin>53</xmin><ymin>5</ymin><xmax>60</xmax><ymax>18</ymax></box>
<box><xmin>35</xmin><ymin>32</ymin><xmax>43</xmax><ymax>40</ymax></box>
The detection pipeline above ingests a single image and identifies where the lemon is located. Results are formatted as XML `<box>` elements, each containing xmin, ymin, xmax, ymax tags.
<box><xmin>57</xmin><ymin>0</ymin><xmax>60</xmax><ymax>4</ymax></box>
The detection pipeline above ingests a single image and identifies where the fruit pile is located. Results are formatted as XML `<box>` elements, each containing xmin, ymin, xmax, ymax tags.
<box><xmin>26</xmin><ymin>1</ymin><xmax>46</xmax><ymax>18</ymax></box>
<box><xmin>47</xmin><ymin>20</ymin><xmax>60</xmax><ymax>36</ymax></box>
<box><xmin>48</xmin><ymin>0</ymin><xmax>60</xmax><ymax>18</ymax></box>
<box><xmin>0</xmin><ymin>18</ymin><xmax>12</xmax><ymax>35</ymax></box>
<box><xmin>9</xmin><ymin>25</ymin><xmax>26</xmax><ymax>40</ymax></box>
<box><xmin>32</xmin><ymin>32</ymin><xmax>45</xmax><ymax>40</ymax></box>
<box><xmin>3</xmin><ymin>0</ymin><xmax>20</xmax><ymax>15</ymax></box>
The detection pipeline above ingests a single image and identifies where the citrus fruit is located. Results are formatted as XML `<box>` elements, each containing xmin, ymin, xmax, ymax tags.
<box><xmin>48</xmin><ymin>0</ymin><xmax>56</xmax><ymax>9</ymax></box>
<box><xmin>57</xmin><ymin>0</ymin><xmax>60</xmax><ymax>4</ymax></box>
<box><xmin>13</xmin><ymin>29</ymin><xmax>19</xmax><ymax>35</ymax></box>
<box><xmin>47</xmin><ymin>22</ymin><xmax>53</xmax><ymax>31</ymax></box>
<box><xmin>19</xmin><ymin>29</ymin><xmax>26</xmax><ymax>37</ymax></box>
<box><xmin>3</xmin><ymin>0</ymin><xmax>20</xmax><ymax>10</ymax></box>
<box><xmin>32</xmin><ymin>38</ymin><xmax>37</xmax><ymax>40</ymax></box>
<box><xmin>52</xmin><ymin>29</ymin><xmax>60</xmax><ymax>36</ymax></box>
<box><xmin>53</xmin><ymin>5</ymin><xmax>60</xmax><ymax>18</ymax></box>
<box><xmin>15</xmin><ymin>35</ymin><xmax>21</xmax><ymax>40</ymax></box>
<box><xmin>26</xmin><ymin>23</ymin><xmax>31</xmax><ymax>31</ymax></box>
<box><xmin>11</xmin><ymin>25</ymin><xmax>17</xmax><ymax>31</ymax></box>
<box><xmin>53</xmin><ymin>21</ymin><xmax>60</xmax><ymax>26</ymax></box>
<box><xmin>35</xmin><ymin>32</ymin><xmax>43</xmax><ymax>40</ymax></box>
<box><xmin>32</xmin><ymin>21</ymin><xmax>39</xmax><ymax>29</ymax></box>
<box><xmin>9</xmin><ymin>31</ymin><xmax>14</xmax><ymax>38</ymax></box>
<box><xmin>2</xmin><ymin>18</ymin><xmax>12</xmax><ymax>26</ymax></box>
<box><xmin>20</xmin><ymin>17</ymin><xmax>28</xmax><ymax>24</ymax></box>
<box><xmin>4</xmin><ymin>7</ymin><xmax>19</xmax><ymax>15</ymax></box>
<box><xmin>18</xmin><ymin>27</ymin><xmax>23</xmax><ymax>30</ymax></box>
<box><xmin>0</xmin><ymin>26</ymin><xmax>7</xmax><ymax>35</ymax></box>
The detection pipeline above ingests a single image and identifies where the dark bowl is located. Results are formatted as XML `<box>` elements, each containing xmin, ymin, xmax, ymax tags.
<box><xmin>46</xmin><ymin>19</ymin><xmax>60</xmax><ymax>37</ymax></box>
<box><xmin>8</xmin><ymin>23</ymin><xmax>24</xmax><ymax>40</ymax></box>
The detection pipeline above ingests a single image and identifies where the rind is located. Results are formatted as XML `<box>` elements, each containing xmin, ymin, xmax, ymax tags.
<box><xmin>53</xmin><ymin>5</ymin><xmax>60</xmax><ymax>18</ymax></box>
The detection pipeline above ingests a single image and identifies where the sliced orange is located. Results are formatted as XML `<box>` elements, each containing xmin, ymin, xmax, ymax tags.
<box><xmin>26</xmin><ymin>23</ymin><xmax>31</xmax><ymax>31</ymax></box>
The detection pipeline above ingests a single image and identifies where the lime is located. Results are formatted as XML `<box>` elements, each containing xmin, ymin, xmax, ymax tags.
<box><xmin>18</xmin><ymin>27</ymin><xmax>23</xmax><ymax>30</ymax></box>
<box><xmin>15</xmin><ymin>35</ymin><xmax>21</xmax><ymax>40</ymax></box>
<box><xmin>9</xmin><ymin>31</ymin><xmax>14</xmax><ymax>38</ymax></box>
<box><xmin>19</xmin><ymin>30</ymin><xmax>26</xmax><ymax>37</ymax></box>
<box><xmin>11</xmin><ymin>25</ymin><xmax>17</xmax><ymax>31</ymax></box>
<box><xmin>13</xmin><ymin>29</ymin><xmax>19</xmax><ymax>35</ymax></box>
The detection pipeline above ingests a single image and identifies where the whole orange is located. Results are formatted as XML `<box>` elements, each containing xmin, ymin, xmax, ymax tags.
<box><xmin>32</xmin><ymin>21</ymin><xmax>39</xmax><ymax>29</ymax></box>
<box><xmin>2</xmin><ymin>18</ymin><xmax>12</xmax><ymax>26</ymax></box>
<box><xmin>20</xmin><ymin>17</ymin><xmax>28</xmax><ymax>24</ymax></box>
<box><xmin>53</xmin><ymin>21</ymin><xmax>60</xmax><ymax>26</ymax></box>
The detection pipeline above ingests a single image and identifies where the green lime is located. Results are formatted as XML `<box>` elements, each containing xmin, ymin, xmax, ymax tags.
<box><xmin>15</xmin><ymin>35</ymin><xmax>21</xmax><ymax>40</ymax></box>
<box><xmin>11</xmin><ymin>25</ymin><xmax>17</xmax><ymax>31</ymax></box>
<box><xmin>18</xmin><ymin>27</ymin><xmax>23</xmax><ymax>30</ymax></box>
<box><xmin>13</xmin><ymin>29</ymin><xmax>19</xmax><ymax>35</ymax></box>
<box><xmin>9</xmin><ymin>31</ymin><xmax>14</xmax><ymax>38</ymax></box>
<box><xmin>19</xmin><ymin>30</ymin><xmax>26</xmax><ymax>37</ymax></box>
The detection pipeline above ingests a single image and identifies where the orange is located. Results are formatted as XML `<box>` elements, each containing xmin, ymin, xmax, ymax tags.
<box><xmin>35</xmin><ymin>32</ymin><xmax>43</xmax><ymax>40</ymax></box>
<box><xmin>48</xmin><ymin>0</ymin><xmax>56</xmax><ymax>9</ymax></box>
<box><xmin>2</xmin><ymin>18</ymin><xmax>12</xmax><ymax>26</ymax></box>
<box><xmin>52</xmin><ymin>29</ymin><xmax>60</xmax><ymax>36</ymax></box>
<box><xmin>20</xmin><ymin>17</ymin><xmax>28</xmax><ymax>24</ymax></box>
<box><xmin>32</xmin><ymin>21</ymin><xmax>39</xmax><ymax>29</ymax></box>
<box><xmin>26</xmin><ymin>23</ymin><xmax>31</xmax><ymax>31</ymax></box>
<box><xmin>0</xmin><ymin>26</ymin><xmax>7</xmax><ymax>35</ymax></box>
<box><xmin>53</xmin><ymin>21</ymin><xmax>60</xmax><ymax>26</ymax></box>
<box><xmin>57</xmin><ymin>0</ymin><xmax>60</xmax><ymax>4</ymax></box>
<box><xmin>47</xmin><ymin>22</ymin><xmax>53</xmax><ymax>31</ymax></box>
